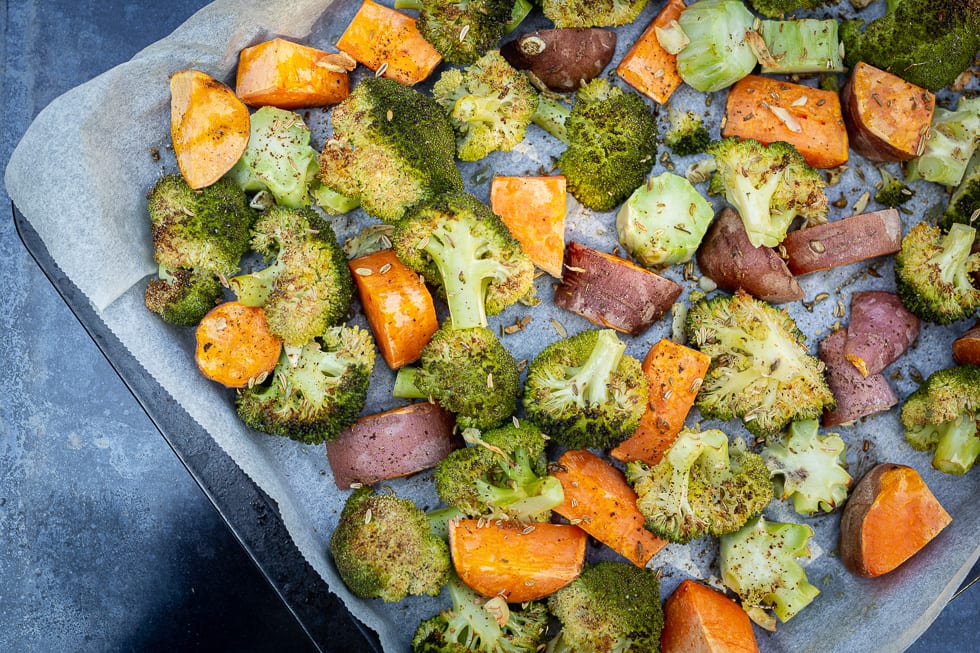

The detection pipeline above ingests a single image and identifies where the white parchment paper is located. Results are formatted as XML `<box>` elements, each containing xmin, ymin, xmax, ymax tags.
<box><xmin>6</xmin><ymin>1</ymin><xmax>979</xmax><ymax>652</ymax></box>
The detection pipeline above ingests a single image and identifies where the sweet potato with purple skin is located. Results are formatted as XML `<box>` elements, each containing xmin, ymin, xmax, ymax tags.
<box><xmin>326</xmin><ymin>402</ymin><xmax>460</xmax><ymax>489</ymax></box>
<box><xmin>844</xmin><ymin>291</ymin><xmax>920</xmax><ymax>377</ymax></box>
<box><xmin>555</xmin><ymin>241</ymin><xmax>683</xmax><ymax>336</ymax></box>
<box><xmin>783</xmin><ymin>209</ymin><xmax>902</xmax><ymax>276</ymax></box>
<box><xmin>953</xmin><ymin>322</ymin><xmax>980</xmax><ymax>366</ymax></box>
<box><xmin>697</xmin><ymin>208</ymin><xmax>803</xmax><ymax>304</ymax></box>
<box><xmin>501</xmin><ymin>28</ymin><xmax>616</xmax><ymax>92</ymax></box>
<box><xmin>819</xmin><ymin>328</ymin><xmax>898</xmax><ymax>427</ymax></box>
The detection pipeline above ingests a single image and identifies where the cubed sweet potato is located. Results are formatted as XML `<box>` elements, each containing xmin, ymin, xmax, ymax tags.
<box><xmin>661</xmin><ymin>580</ymin><xmax>760</xmax><ymax>653</ymax></box>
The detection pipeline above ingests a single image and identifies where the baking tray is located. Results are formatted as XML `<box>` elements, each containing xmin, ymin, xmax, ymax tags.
<box><xmin>11</xmin><ymin>203</ymin><xmax>380</xmax><ymax>653</ymax></box>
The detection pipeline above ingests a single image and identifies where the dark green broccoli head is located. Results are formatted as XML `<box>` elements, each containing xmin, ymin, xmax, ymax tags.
<box><xmin>148</xmin><ymin>174</ymin><xmax>256</xmax><ymax>277</ymax></box>
<box><xmin>664</xmin><ymin>106</ymin><xmax>711</xmax><ymax>157</ymax></box>
<box><xmin>547</xmin><ymin>561</ymin><xmax>664</xmax><ymax>653</ymax></box>
<box><xmin>319</xmin><ymin>77</ymin><xmax>463</xmax><ymax>223</ymax></box>
<box><xmin>230</xmin><ymin>206</ymin><xmax>353</xmax><ymax>346</ymax></box>
<box><xmin>433</xmin><ymin>421</ymin><xmax>563</xmax><ymax>521</ymax></box>
<box><xmin>330</xmin><ymin>487</ymin><xmax>451</xmax><ymax>602</ymax></box>
<box><xmin>236</xmin><ymin>326</ymin><xmax>375</xmax><ymax>444</ymax></box>
<box><xmin>627</xmin><ymin>429</ymin><xmax>773</xmax><ymax>543</ymax></box>
<box><xmin>901</xmin><ymin>364</ymin><xmax>980</xmax><ymax>474</ymax></box>
<box><xmin>523</xmin><ymin>329</ymin><xmax>647</xmax><ymax>449</ymax></box>
<box><xmin>559</xmin><ymin>79</ymin><xmax>658</xmax><ymax>212</ymax></box>
<box><xmin>408</xmin><ymin>0</ymin><xmax>515</xmax><ymax>65</ymax></box>
<box><xmin>432</xmin><ymin>50</ymin><xmax>539</xmax><ymax>161</ymax></box>
<box><xmin>841</xmin><ymin>0</ymin><xmax>980</xmax><ymax>91</ymax></box>
<box><xmin>144</xmin><ymin>267</ymin><xmax>223</xmax><ymax>327</ymax></box>
<box><xmin>542</xmin><ymin>0</ymin><xmax>648</xmax><ymax>28</ymax></box>
<box><xmin>393</xmin><ymin>192</ymin><xmax>535</xmax><ymax>329</ymax></box>
<box><xmin>412</xmin><ymin>573</ymin><xmax>549</xmax><ymax>653</ymax></box>
<box><xmin>395</xmin><ymin>325</ymin><xmax>521</xmax><ymax>431</ymax></box>
<box><xmin>941</xmin><ymin>152</ymin><xmax>980</xmax><ymax>231</ymax></box>
<box><xmin>707</xmin><ymin>137</ymin><xmax>828</xmax><ymax>248</ymax></box>
<box><xmin>747</xmin><ymin>0</ymin><xmax>837</xmax><ymax>18</ymax></box>
<box><xmin>875</xmin><ymin>167</ymin><xmax>915</xmax><ymax>208</ymax></box>
<box><xmin>895</xmin><ymin>222</ymin><xmax>980</xmax><ymax>325</ymax></box>
<box><xmin>686</xmin><ymin>290</ymin><xmax>835</xmax><ymax>437</ymax></box>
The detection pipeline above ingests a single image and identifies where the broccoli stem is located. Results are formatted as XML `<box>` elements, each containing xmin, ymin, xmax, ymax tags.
<box><xmin>531</xmin><ymin>96</ymin><xmax>570</xmax><ymax>145</ymax></box>
<box><xmin>424</xmin><ymin>220</ymin><xmax>505</xmax><ymax>329</ymax></box>
<box><xmin>507</xmin><ymin>0</ymin><xmax>534</xmax><ymax>33</ymax></box>
<box><xmin>730</xmin><ymin>168</ymin><xmax>785</xmax><ymax>248</ymax></box>
<box><xmin>427</xmin><ymin>505</ymin><xmax>465</xmax><ymax>540</ymax></box>
<box><xmin>932</xmin><ymin>415</ymin><xmax>980</xmax><ymax>475</ymax></box>
<box><xmin>312</xmin><ymin>184</ymin><xmax>361</xmax><ymax>214</ymax></box>
<box><xmin>393</xmin><ymin>366</ymin><xmax>427</xmax><ymax>399</ymax></box>
<box><xmin>935</xmin><ymin>223</ymin><xmax>978</xmax><ymax>292</ymax></box>
<box><xmin>575</xmin><ymin>329</ymin><xmax>627</xmax><ymax>406</ymax></box>
<box><xmin>230</xmin><ymin>262</ymin><xmax>280</xmax><ymax>307</ymax></box>
<box><xmin>393</xmin><ymin>0</ymin><xmax>421</xmax><ymax>10</ymax></box>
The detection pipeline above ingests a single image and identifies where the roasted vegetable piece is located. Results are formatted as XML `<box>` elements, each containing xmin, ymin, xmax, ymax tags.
<box><xmin>615</xmin><ymin>0</ymin><xmax>686</xmax><ymax>104</ymax></box>
<box><xmin>412</xmin><ymin>573</ymin><xmax>550</xmax><ymax>653</ymax></box>
<box><xmin>906</xmin><ymin>96</ymin><xmax>980</xmax><ymax>187</ymax></box>
<box><xmin>707</xmin><ymin>137</ymin><xmax>828</xmax><ymax>248</ymax></box>
<box><xmin>661</xmin><ymin>580</ymin><xmax>760</xmax><ymax>653</ymax></box>
<box><xmin>686</xmin><ymin>290</ymin><xmax>835</xmax><ymax>437</ymax></box>
<box><xmin>523</xmin><ymin>329</ymin><xmax>648</xmax><ymax>450</ymax></box>
<box><xmin>839</xmin><ymin>463</ymin><xmax>952</xmax><ymax>577</ymax></box>
<box><xmin>782</xmin><ymin>208</ymin><xmax>902</xmax><ymax>276</ymax></box>
<box><xmin>747</xmin><ymin>0</ymin><xmax>839</xmax><ymax>17</ymax></box>
<box><xmin>500</xmin><ymin>28</ymin><xmax>617</xmax><ymax>92</ymax></box>
<box><xmin>330</xmin><ymin>486</ymin><xmax>451</xmax><ymax>601</ymax></box>
<box><xmin>754</xmin><ymin>19</ymin><xmax>844</xmax><ymax>75</ymax></box>
<box><xmin>895</xmin><ymin>222</ymin><xmax>980</xmax><ymax>325</ymax></box>
<box><xmin>675</xmin><ymin>0</ymin><xmax>756</xmax><ymax>93</ymax></box>
<box><xmin>942</xmin><ymin>151</ymin><xmax>980</xmax><ymax>231</ymax></box>
<box><xmin>818</xmin><ymin>328</ymin><xmax>899</xmax><ymax>428</ymax></box>
<box><xmin>547</xmin><ymin>562</ymin><xmax>664</xmax><ymax>653</ymax></box>
<box><xmin>490</xmin><ymin>175</ymin><xmax>567</xmax><ymax>278</ymax></box>
<box><xmin>900</xmin><ymin>364</ymin><xmax>980</xmax><ymax>475</ymax></box>
<box><xmin>230</xmin><ymin>206</ymin><xmax>353</xmax><ymax>346</ymax></box>
<box><xmin>393</xmin><ymin>325</ymin><xmax>521</xmax><ymax>431</ymax></box>
<box><xmin>953</xmin><ymin>322</ymin><xmax>980</xmax><ymax>366</ymax></box>
<box><xmin>664</xmin><ymin>106</ymin><xmax>710</xmax><ymax>157</ymax></box>
<box><xmin>236</xmin><ymin>325</ymin><xmax>375</xmax><ymax>444</ymax></box>
<box><xmin>318</xmin><ymin>77</ymin><xmax>462</xmax><ymax>223</ymax></box>
<box><xmin>395</xmin><ymin>0</ymin><xmax>514</xmax><ymax>65</ymax></box>
<box><xmin>762</xmin><ymin>419</ymin><xmax>851</xmax><ymax>515</ymax></box>
<box><xmin>720</xmin><ymin>516</ymin><xmax>819</xmax><ymax>631</ymax></box>
<box><xmin>626</xmin><ymin>428</ymin><xmax>773</xmax><ymax>543</ymax></box>
<box><xmin>541</xmin><ymin>0</ymin><xmax>648</xmax><ymax>28</ymax></box>
<box><xmin>433</xmin><ymin>421</ymin><xmax>564</xmax><ymax>522</ymax></box>
<box><xmin>844</xmin><ymin>291</ymin><xmax>920</xmax><ymax>377</ymax></box>
<box><xmin>235</xmin><ymin>38</ymin><xmax>351</xmax><ymax>109</ymax></box>
<box><xmin>874</xmin><ymin>167</ymin><xmax>914</xmax><ymax>208</ymax></box>
<box><xmin>194</xmin><ymin>302</ymin><xmax>281</xmax><ymax>388</ymax></box>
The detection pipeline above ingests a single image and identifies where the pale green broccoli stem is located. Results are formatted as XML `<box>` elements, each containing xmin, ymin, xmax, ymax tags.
<box><xmin>728</xmin><ymin>167</ymin><xmax>786</xmax><ymax>248</ymax></box>
<box><xmin>290</xmin><ymin>348</ymin><xmax>348</xmax><ymax>405</ymax></box>
<box><xmin>935</xmin><ymin>224</ymin><xmax>979</xmax><ymax>293</ymax></box>
<box><xmin>908</xmin><ymin>416</ymin><xmax>980</xmax><ymax>475</ymax></box>
<box><xmin>531</xmin><ymin>95</ymin><xmax>570</xmax><ymax>145</ymax></box>
<box><xmin>230</xmin><ymin>262</ymin><xmax>280</xmax><ymax>307</ymax></box>
<box><xmin>453</xmin><ymin>95</ymin><xmax>508</xmax><ymax>125</ymax></box>
<box><xmin>757</xmin><ymin>19</ymin><xmax>845</xmax><ymax>74</ymax></box>
<box><xmin>575</xmin><ymin>329</ymin><xmax>627</xmax><ymax>407</ymax></box>
<box><xmin>312</xmin><ymin>183</ymin><xmax>361</xmax><ymax>215</ymax></box>
<box><xmin>392</xmin><ymin>366</ymin><xmax>426</xmax><ymax>399</ymax></box>
<box><xmin>444</xmin><ymin>575</ymin><xmax>502</xmax><ymax>646</ymax></box>
<box><xmin>507</xmin><ymin>0</ymin><xmax>533</xmax><ymax>32</ymax></box>
<box><xmin>427</xmin><ymin>505</ymin><xmax>465</xmax><ymax>540</ymax></box>
<box><xmin>475</xmin><ymin>446</ymin><xmax>564</xmax><ymax>520</ymax></box>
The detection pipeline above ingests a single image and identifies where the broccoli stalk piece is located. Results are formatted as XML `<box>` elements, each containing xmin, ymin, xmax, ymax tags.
<box><xmin>229</xmin><ymin>206</ymin><xmax>353</xmax><ymax>346</ymax></box>
<box><xmin>433</xmin><ymin>423</ymin><xmax>564</xmax><ymax>522</ymax></box>
<box><xmin>762</xmin><ymin>419</ymin><xmax>852</xmax><ymax>515</ymax></box>
<box><xmin>895</xmin><ymin>222</ymin><xmax>980</xmax><ymax>325</ymax></box>
<box><xmin>523</xmin><ymin>329</ymin><xmax>648</xmax><ymax>449</ymax></box>
<box><xmin>546</xmin><ymin>562</ymin><xmax>664</xmax><ymax>653</ymax></box>
<box><xmin>393</xmin><ymin>192</ymin><xmax>535</xmax><ymax>330</ymax></box>
<box><xmin>395</xmin><ymin>0</ymin><xmax>516</xmax><ymax>65</ymax></box>
<box><xmin>720</xmin><ymin>515</ymin><xmax>819</xmax><ymax>631</ymax></box>
<box><xmin>541</xmin><ymin>0</ymin><xmax>648</xmax><ymax>28</ymax></box>
<box><xmin>626</xmin><ymin>429</ymin><xmax>773</xmax><ymax>543</ymax></box>
<box><xmin>900</xmin><ymin>364</ymin><xmax>980</xmax><ymax>474</ymax></box>
<box><xmin>664</xmin><ymin>106</ymin><xmax>711</xmax><ymax>157</ymax></box>
<box><xmin>432</xmin><ymin>50</ymin><xmax>539</xmax><ymax>161</ymax></box>
<box><xmin>686</xmin><ymin>290</ymin><xmax>836</xmax><ymax>437</ymax></box>
<box><xmin>755</xmin><ymin>19</ymin><xmax>845</xmax><ymax>75</ymax></box>
<box><xmin>530</xmin><ymin>78</ymin><xmax>658</xmax><ymax>212</ymax></box>
<box><xmin>143</xmin><ymin>174</ymin><xmax>256</xmax><ymax>326</ymax></box>
<box><xmin>236</xmin><ymin>326</ymin><xmax>375</xmax><ymax>444</ymax></box>
<box><xmin>747</xmin><ymin>0</ymin><xmax>840</xmax><ymax>19</ymax></box>
<box><xmin>675</xmin><ymin>0</ymin><xmax>757</xmax><ymax>93</ymax></box>
<box><xmin>318</xmin><ymin>77</ymin><xmax>463</xmax><ymax>224</ymax></box>
<box><xmin>941</xmin><ymin>151</ymin><xmax>980</xmax><ymax>231</ymax></box>
<box><xmin>707</xmin><ymin>137</ymin><xmax>828</xmax><ymax>248</ymax></box>
<box><xmin>875</xmin><ymin>167</ymin><xmax>915</xmax><ymax>208</ymax></box>
<box><xmin>393</xmin><ymin>325</ymin><xmax>521</xmax><ymax>431</ymax></box>
<box><xmin>330</xmin><ymin>486</ymin><xmax>451</xmax><ymax>602</ymax></box>
<box><xmin>841</xmin><ymin>0</ymin><xmax>980</xmax><ymax>92</ymax></box>
<box><xmin>905</xmin><ymin>97</ymin><xmax>980</xmax><ymax>188</ymax></box>
<box><xmin>412</xmin><ymin>573</ymin><xmax>549</xmax><ymax>652</ymax></box>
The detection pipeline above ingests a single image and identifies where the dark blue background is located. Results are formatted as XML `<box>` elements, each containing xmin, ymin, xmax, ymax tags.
<box><xmin>0</xmin><ymin>2</ymin><xmax>975</xmax><ymax>651</ymax></box>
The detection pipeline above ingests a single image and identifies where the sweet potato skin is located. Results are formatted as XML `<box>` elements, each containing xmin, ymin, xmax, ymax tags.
<box><xmin>819</xmin><ymin>328</ymin><xmax>898</xmax><ymax>427</ymax></box>
<box><xmin>840</xmin><ymin>463</ymin><xmax>952</xmax><ymax>578</ymax></box>
<box><xmin>501</xmin><ymin>28</ymin><xmax>616</xmax><ymax>91</ymax></box>
<box><xmin>782</xmin><ymin>209</ymin><xmax>902</xmax><ymax>276</ymax></box>
<box><xmin>661</xmin><ymin>580</ymin><xmax>760</xmax><ymax>653</ymax></box>
<box><xmin>844</xmin><ymin>291</ymin><xmax>920</xmax><ymax>377</ymax></box>
<box><xmin>952</xmin><ymin>322</ymin><xmax>980</xmax><ymax>366</ymax></box>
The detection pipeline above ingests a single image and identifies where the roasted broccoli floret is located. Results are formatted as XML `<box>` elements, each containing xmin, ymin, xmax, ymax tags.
<box><xmin>664</xmin><ymin>106</ymin><xmax>711</xmax><ymax>157</ymax></box>
<box><xmin>330</xmin><ymin>486</ymin><xmax>451</xmax><ymax>602</ymax></box>
<box><xmin>906</xmin><ymin>96</ymin><xmax>980</xmax><ymax>188</ymax></box>
<box><xmin>894</xmin><ymin>222</ymin><xmax>980</xmax><ymax>325</ymax></box>
<box><xmin>394</xmin><ymin>325</ymin><xmax>521</xmax><ymax>430</ymax></box>
<box><xmin>236</xmin><ymin>325</ymin><xmax>375</xmax><ymax>443</ymax></box>
<box><xmin>413</xmin><ymin>573</ymin><xmax>549</xmax><ymax>653</ymax></box>
<box><xmin>900</xmin><ymin>364</ymin><xmax>980</xmax><ymax>474</ymax></box>
<box><xmin>762</xmin><ymin>419</ymin><xmax>852</xmax><ymax>515</ymax></box>
<box><xmin>318</xmin><ymin>77</ymin><xmax>463</xmax><ymax>223</ymax></box>
<box><xmin>144</xmin><ymin>174</ymin><xmax>256</xmax><ymax>326</ymax></box>
<box><xmin>523</xmin><ymin>329</ymin><xmax>647</xmax><ymax>449</ymax></box>
<box><xmin>840</xmin><ymin>0</ymin><xmax>980</xmax><ymax>92</ymax></box>
<box><xmin>392</xmin><ymin>192</ymin><xmax>535</xmax><ymax>329</ymax></box>
<box><xmin>747</xmin><ymin>0</ymin><xmax>839</xmax><ymax>18</ymax></box>
<box><xmin>432</xmin><ymin>50</ymin><xmax>538</xmax><ymax>161</ymax></box>
<box><xmin>546</xmin><ymin>561</ymin><xmax>664</xmax><ymax>653</ymax></box>
<box><xmin>395</xmin><ymin>0</ymin><xmax>515</xmax><ymax>64</ymax></box>
<box><xmin>707</xmin><ymin>137</ymin><xmax>828</xmax><ymax>248</ymax></box>
<box><xmin>433</xmin><ymin>422</ymin><xmax>563</xmax><ymax>522</ymax></box>
<box><xmin>875</xmin><ymin>167</ymin><xmax>915</xmax><ymax>208</ymax></box>
<box><xmin>229</xmin><ymin>206</ymin><xmax>353</xmax><ymax>346</ymax></box>
<box><xmin>532</xmin><ymin>78</ymin><xmax>658</xmax><ymax>212</ymax></box>
<box><xmin>225</xmin><ymin>106</ymin><xmax>319</xmax><ymax>208</ymax></box>
<box><xmin>720</xmin><ymin>515</ymin><xmax>819</xmax><ymax>631</ymax></box>
<box><xmin>626</xmin><ymin>428</ymin><xmax>773</xmax><ymax>543</ymax></box>
<box><xmin>686</xmin><ymin>290</ymin><xmax>835</xmax><ymax>437</ymax></box>
<box><xmin>541</xmin><ymin>0</ymin><xmax>647</xmax><ymax>28</ymax></box>
<box><xmin>941</xmin><ymin>151</ymin><xmax>980</xmax><ymax>231</ymax></box>
<box><xmin>675</xmin><ymin>0</ymin><xmax>757</xmax><ymax>93</ymax></box>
